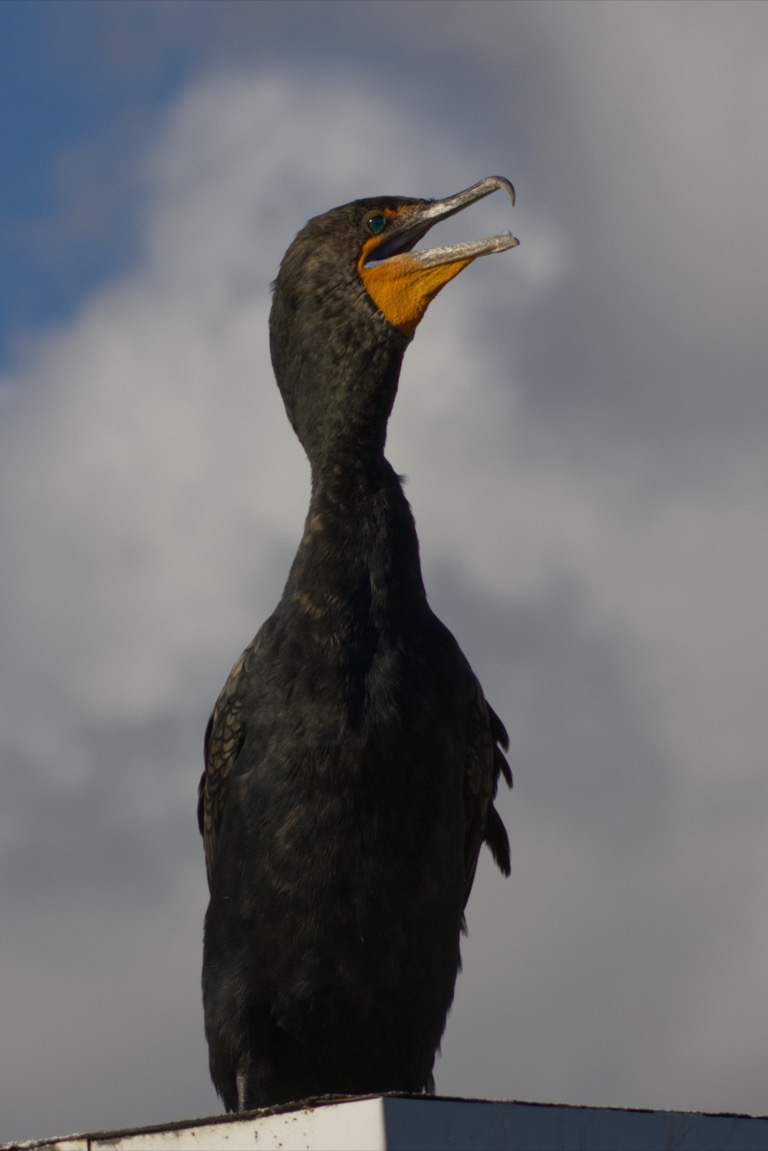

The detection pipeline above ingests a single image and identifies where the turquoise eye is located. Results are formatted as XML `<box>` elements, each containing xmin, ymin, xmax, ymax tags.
<box><xmin>367</xmin><ymin>215</ymin><xmax>387</xmax><ymax>235</ymax></box>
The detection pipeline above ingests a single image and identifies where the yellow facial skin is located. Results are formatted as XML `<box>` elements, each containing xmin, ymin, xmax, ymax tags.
<box><xmin>359</xmin><ymin>240</ymin><xmax>475</xmax><ymax>338</ymax></box>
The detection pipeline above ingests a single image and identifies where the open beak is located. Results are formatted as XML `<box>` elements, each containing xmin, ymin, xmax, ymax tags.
<box><xmin>365</xmin><ymin>176</ymin><xmax>518</xmax><ymax>266</ymax></box>
<box><xmin>359</xmin><ymin>176</ymin><xmax>518</xmax><ymax>336</ymax></box>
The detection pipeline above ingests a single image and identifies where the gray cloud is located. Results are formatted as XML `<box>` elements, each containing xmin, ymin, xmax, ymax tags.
<box><xmin>2</xmin><ymin>3</ymin><xmax>768</xmax><ymax>1142</ymax></box>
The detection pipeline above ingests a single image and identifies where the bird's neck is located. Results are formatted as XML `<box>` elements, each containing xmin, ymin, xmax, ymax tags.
<box><xmin>284</xmin><ymin>455</ymin><xmax>426</xmax><ymax>627</ymax></box>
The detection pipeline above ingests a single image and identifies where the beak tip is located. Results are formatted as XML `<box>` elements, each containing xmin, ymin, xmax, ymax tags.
<box><xmin>490</xmin><ymin>176</ymin><xmax>516</xmax><ymax>208</ymax></box>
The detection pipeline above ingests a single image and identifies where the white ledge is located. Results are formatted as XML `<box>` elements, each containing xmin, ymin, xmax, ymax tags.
<box><xmin>5</xmin><ymin>1094</ymin><xmax>768</xmax><ymax>1151</ymax></box>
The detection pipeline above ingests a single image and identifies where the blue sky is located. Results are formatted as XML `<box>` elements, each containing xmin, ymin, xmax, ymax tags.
<box><xmin>2</xmin><ymin>1</ymin><xmax>768</xmax><ymax>1143</ymax></box>
<box><xmin>2</xmin><ymin>1</ymin><xmax>195</xmax><ymax>362</ymax></box>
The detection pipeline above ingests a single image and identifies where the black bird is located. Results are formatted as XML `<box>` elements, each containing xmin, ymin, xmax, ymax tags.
<box><xmin>198</xmin><ymin>176</ymin><xmax>517</xmax><ymax>1112</ymax></box>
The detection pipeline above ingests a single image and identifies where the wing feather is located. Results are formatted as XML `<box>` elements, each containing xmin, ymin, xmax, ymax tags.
<box><xmin>463</xmin><ymin>675</ymin><xmax>512</xmax><ymax>907</ymax></box>
<box><xmin>198</xmin><ymin>649</ymin><xmax>250</xmax><ymax>890</ymax></box>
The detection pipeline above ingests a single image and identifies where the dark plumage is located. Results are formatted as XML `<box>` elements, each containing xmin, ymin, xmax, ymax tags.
<box><xmin>198</xmin><ymin>177</ymin><xmax>518</xmax><ymax>1112</ymax></box>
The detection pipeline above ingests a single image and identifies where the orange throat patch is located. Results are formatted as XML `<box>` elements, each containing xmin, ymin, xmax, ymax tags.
<box><xmin>359</xmin><ymin>250</ymin><xmax>475</xmax><ymax>338</ymax></box>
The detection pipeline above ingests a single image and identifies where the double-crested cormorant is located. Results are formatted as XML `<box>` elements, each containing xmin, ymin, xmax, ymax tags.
<box><xmin>198</xmin><ymin>176</ymin><xmax>518</xmax><ymax>1112</ymax></box>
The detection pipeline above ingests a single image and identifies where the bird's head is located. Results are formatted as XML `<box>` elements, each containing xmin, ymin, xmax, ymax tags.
<box><xmin>269</xmin><ymin>177</ymin><xmax>518</xmax><ymax>462</ymax></box>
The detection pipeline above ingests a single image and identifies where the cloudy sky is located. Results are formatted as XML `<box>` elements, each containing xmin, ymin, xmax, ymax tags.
<box><xmin>2</xmin><ymin>1</ymin><xmax>767</xmax><ymax>1142</ymax></box>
